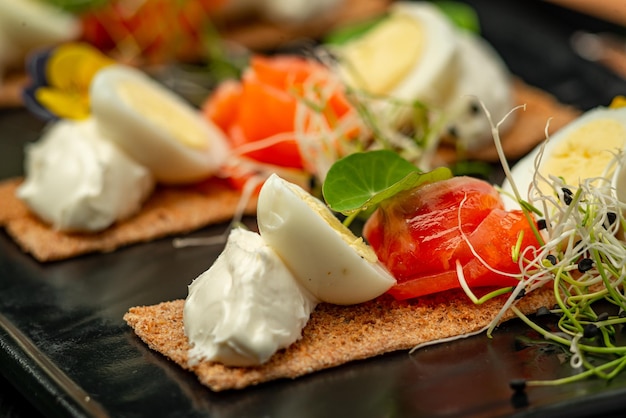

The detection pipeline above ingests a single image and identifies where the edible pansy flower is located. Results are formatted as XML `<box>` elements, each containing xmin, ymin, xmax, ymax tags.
<box><xmin>22</xmin><ymin>42</ymin><xmax>114</xmax><ymax>121</ymax></box>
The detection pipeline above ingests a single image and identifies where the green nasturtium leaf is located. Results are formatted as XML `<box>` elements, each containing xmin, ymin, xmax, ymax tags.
<box><xmin>322</xmin><ymin>150</ymin><xmax>452</xmax><ymax>215</ymax></box>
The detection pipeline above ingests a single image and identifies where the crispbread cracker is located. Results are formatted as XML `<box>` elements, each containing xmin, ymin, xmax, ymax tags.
<box><xmin>0</xmin><ymin>177</ymin><xmax>256</xmax><ymax>262</ymax></box>
<box><xmin>124</xmin><ymin>287</ymin><xmax>555</xmax><ymax>391</ymax></box>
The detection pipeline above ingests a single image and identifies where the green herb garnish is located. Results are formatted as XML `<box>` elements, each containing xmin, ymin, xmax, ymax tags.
<box><xmin>433</xmin><ymin>1</ymin><xmax>481</xmax><ymax>33</ymax></box>
<box><xmin>322</xmin><ymin>150</ymin><xmax>452</xmax><ymax>225</ymax></box>
<box><xmin>323</xmin><ymin>16</ymin><xmax>386</xmax><ymax>45</ymax></box>
<box><xmin>43</xmin><ymin>0</ymin><xmax>108</xmax><ymax>13</ymax></box>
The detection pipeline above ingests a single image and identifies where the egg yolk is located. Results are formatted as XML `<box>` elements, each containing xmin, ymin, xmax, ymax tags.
<box><xmin>117</xmin><ymin>80</ymin><xmax>208</xmax><ymax>149</ymax></box>
<box><xmin>338</xmin><ymin>13</ymin><xmax>424</xmax><ymax>95</ymax></box>
<box><xmin>541</xmin><ymin>118</ymin><xmax>626</xmax><ymax>191</ymax></box>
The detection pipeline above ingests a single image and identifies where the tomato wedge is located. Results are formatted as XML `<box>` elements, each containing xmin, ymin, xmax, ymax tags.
<box><xmin>363</xmin><ymin>177</ymin><xmax>539</xmax><ymax>299</ymax></box>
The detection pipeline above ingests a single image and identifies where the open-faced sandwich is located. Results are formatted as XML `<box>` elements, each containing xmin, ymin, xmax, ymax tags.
<box><xmin>125</xmin><ymin>100</ymin><xmax>626</xmax><ymax>391</ymax></box>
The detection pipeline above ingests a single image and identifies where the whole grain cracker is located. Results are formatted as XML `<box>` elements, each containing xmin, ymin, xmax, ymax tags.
<box><xmin>0</xmin><ymin>178</ymin><xmax>256</xmax><ymax>262</ymax></box>
<box><xmin>124</xmin><ymin>287</ymin><xmax>555</xmax><ymax>391</ymax></box>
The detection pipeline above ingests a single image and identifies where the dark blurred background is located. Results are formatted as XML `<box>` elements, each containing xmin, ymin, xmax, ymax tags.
<box><xmin>1</xmin><ymin>0</ymin><xmax>626</xmax><ymax>417</ymax></box>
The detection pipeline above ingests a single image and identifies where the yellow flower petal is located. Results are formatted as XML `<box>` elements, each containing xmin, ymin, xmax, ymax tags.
<box><xmin>46</xmin><ymin>43</ymin><xmax>114</xmax><ymax>90</ymax></box>
<box><xmin>36</xmin><ymin>87</ymin><xmax>90</xmax><ymax>120</ymax></box>
<box><xmin>610</xmin><ymin>96</ymin><xmax>626</xmax><ymax>109</ymax></box>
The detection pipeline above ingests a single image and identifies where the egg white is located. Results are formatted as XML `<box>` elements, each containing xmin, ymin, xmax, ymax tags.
<box><xmin>90</xmin><ymin>65</ymin><xmax>231</xmax><ymax>184</ymax></box>
<box><xmin>0</xmin><ymin>0</ymin><xmax>80</xmax><ymax>73</ymax></box>
<box><xmin>384</xmin><ymin>2</ymin><xmax>460</xmax><ymax>107</ymax></box>
<box><xmin>502</xmin><ymin>106</ymin><xmax>626</xmax><ymax>210</ymax></box>
<box><xmin>257</xmin><ymin>174</ymin><xmax>396</xmax><ymax>305</ymax></box>
<box><xmin>0</xmin><ymin>0</ymin><xmax>80</xmax><ymax>48</ymax></box>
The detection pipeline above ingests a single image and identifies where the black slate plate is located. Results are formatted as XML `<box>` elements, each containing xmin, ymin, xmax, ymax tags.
<box><xmin>2</xmin><ymin>1</ymin><xmax>626</xmax><ymax>417</ymax></box>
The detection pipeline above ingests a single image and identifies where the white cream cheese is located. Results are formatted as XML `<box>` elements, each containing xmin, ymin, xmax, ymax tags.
<box><xmin>184</xmin><ymin>228</ymin><xmax>318</xmax><ymax>367</ymax></box>
<box><xmin>17</xmin><ymin>118</ymin><xmax>155</xmax><ymax>232</ymax></box>
<box><xmin>442</xmin><ymin>31</ymin><xmax>515</xmax><ymax>151</ymax></box>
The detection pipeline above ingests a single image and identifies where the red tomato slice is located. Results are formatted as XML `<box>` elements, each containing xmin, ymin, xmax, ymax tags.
<box><xmin>363</xmin><ymin>177</ymin><xmax>539</xmax><ymax>300</ymax></box>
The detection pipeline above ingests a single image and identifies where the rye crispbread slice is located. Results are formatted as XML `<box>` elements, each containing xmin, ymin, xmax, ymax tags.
<box><xmin>0</xmin><ymin>178</ymin><xmax>256</xmax><ymax>262</ymax></box>
<box><xmin>124</xmin><ymin>287</ymin><xmax>555</xmax><ymax>392</ymax></box>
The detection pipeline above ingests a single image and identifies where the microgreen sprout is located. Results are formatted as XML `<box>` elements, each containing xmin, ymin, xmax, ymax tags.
<box><xmin>478</xmin><ymin>102</ymin><xmax>626</xmax><ymax>388</ymax></box>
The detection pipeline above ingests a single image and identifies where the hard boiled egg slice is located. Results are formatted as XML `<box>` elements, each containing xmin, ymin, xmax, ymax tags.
<box><xmin>90</xmin><ymin>65</ymin><xmax>231</xmax><ymax>184</ymax></box>
<box><xmin>0</xmin><ymin>0</ymin><xmax>80</xmax><ymax>73</ymax></box>
<box><xmin>331</xmin><ymin>2</ymin><xmax>458</xmax><ymax>124</ymax></box>
<box><xmin>502</xmin><ymin>106</ymin><xmax>626</xmax><ymax>209</ymax></box>
<box><xmin>0</xmin><ymin>0</ymin><xmax>80</xmax><ymax>51</ymax></box>
<box><xmin>257</xmin><ymin>174</ymin><xmax>396</xmax><ymax>305</ymax></box>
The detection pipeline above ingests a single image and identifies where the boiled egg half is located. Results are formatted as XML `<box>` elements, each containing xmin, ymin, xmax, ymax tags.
<box><xmin>0</xmin><ymin>0</ymin><xmax>80</xmax><ymax>75</ymax></box>
<box><xmin>329</xmin><ymin>1</ymin><xmax>514</xmax><ymax>149</ymax></box>
<box><xmin>90</xmin><ymin>65</ymin><xmax>231</xmax><ymax>184</ymax></box>
<box><xmin>502</xmin><ymin>105</ymin><xmax>626</xmax><ymax>209</ymax></box>
<box><xmin>257</xmin><ymin>173</ymin><xmax>396</xmax><ymax>305</ymax></box>
<box><xmin>332</xmin><ymin>2</ymin><xmax>458</xmax><ymax>114</ymax></box>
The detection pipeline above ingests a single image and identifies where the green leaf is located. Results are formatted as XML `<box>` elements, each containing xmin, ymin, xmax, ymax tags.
<box><xmin>43</xmin><ymin>0</ymin><xmax>108</xmax><ymax>13</ymax></box>
<box><xmin>322</xmin><ymin>150</ymin><xmax>452</xmax><ymax>215</ymax></box>
<box><xmin>323</xmin><ymin>16</ymin><xmax>386</xmax><ymax>45</ymax></box>
<box><xmin>433</xmin><ymin>1</ymin><xmax>480</xmax><ymax>33</ymax></box>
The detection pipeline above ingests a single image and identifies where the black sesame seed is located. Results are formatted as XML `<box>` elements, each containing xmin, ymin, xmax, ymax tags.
<box><xmin>515</xmin><ymin>289</ymin><xmax>526</xmax><ymax>299</ymax></box>
<box><xmin>578</xmin><ymin>258</ymin><xmax>594</xmax><ymax>273</ymax></box>
<box><xmin>561</xmin><ymin>188</ymin><xmax>573</xmax><ymax>205</ymax></box>
<box><xmin>604</xmin><ymin>212</ymin><xmax>618</xmax><ymax>229</ymax></box>
<box><xmin>608</xmin><ymin>212</ymin><xmax>618</xmax><ymax>224</ymax></box>
<box><xmin>447</xmin><ymin>126</ymin><xmax>458</xmax><ymax>138</ymax></box>
<box><xmin>583</xmin><ymin>323</ymin><xmax>599</xmax><ymax>339</ymax></box>
<box><xmin>546</xmin><ymin>254</ymin><xmax>557</xmax><ymax>265</ymax></box>
<box><xmin>469</xmin><ymin>101</ymin><xmax>481</xmax><ymax>115</ymax></box>
<box><xmin>509</xmin><ymin>379</ymin><xmax>527</xmax><ymax>392</ymax></box>
<box><xmin>537</xmin><ymin>219</ymin><xmax>547</xmax><ymax>230</ymax></box>
<box><xmin>597</xmin><ymin>312</ymin><xmax>610</xmax><ymax>321</ymax></box>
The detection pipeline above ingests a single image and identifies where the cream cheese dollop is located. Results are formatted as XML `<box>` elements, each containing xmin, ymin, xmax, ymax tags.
<box><xmin>442</xmin><ymin>31</ymin><xmax>515</xmax><ymax>151</ymax></box>
<box><xmin>17</xmin><ymin>118</ymin><xmax>154</xmax><ymax>232</ymax></box>
<box><xmin>183</xmin><ymin>227</ymin><xmax>318</xmax><ymax>367</ymax></box>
